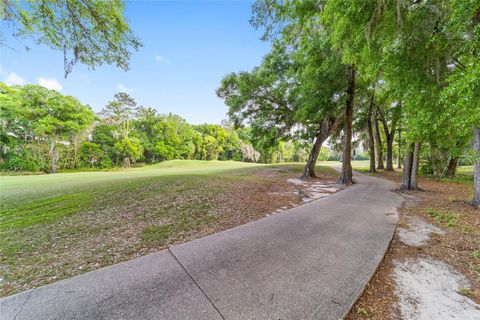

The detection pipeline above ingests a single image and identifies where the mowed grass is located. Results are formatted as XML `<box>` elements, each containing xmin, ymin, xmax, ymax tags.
<box><xmin>0</xmin><ymin>160</ymin><xmax>338</xmax><ymax>296</ymax></box>
<box><xmin>1</xmin><ymin>160</ymin><xmax>261</xmax><ymax>201</ymax></box>
<box><xmin>0</xmin><ymin>160</ymin><xmax>260</xmax><ymax>233</ymax></box>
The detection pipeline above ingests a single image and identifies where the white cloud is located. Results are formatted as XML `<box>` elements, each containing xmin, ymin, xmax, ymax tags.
<box><xmin>117</xmin><ymin>83</ymin><xmax>134</xmax><ymax>93</ymax></box>
<box><xmin>38</xmin><ymin>77</ymin><xmax>63</xmax><ymax>91</ymax></box>
<box><xmin>155</xmin><ymin>55</ymin><xmax>171</xmax><ymax>64</ymax></box>
<box><xmin>4</xmin><ymin>72</ymin><xmax>26</xmax><ymax>86</ymax></box>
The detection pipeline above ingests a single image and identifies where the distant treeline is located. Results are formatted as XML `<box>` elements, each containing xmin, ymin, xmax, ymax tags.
<box><xmin>0</xmin><ymin>83</ymin><xmax>324</xmax><ymax>173</ymax></box>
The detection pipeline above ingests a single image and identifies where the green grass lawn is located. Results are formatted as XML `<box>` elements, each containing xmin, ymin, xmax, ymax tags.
<box><xmin>0</xmin><ymin>160</ymin><xmax>261</xmax><ymax>201</ymax></box>
<box><xmin>0</xmin><ymin>160</ymin><xmax>338</xmax><ymax>296</ymax></box>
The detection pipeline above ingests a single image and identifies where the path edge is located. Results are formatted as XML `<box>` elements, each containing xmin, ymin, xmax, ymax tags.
<box><xmin>340</xmin><ymin>204</ymin><xmax>400</xmax><ymax>319</ymax></box>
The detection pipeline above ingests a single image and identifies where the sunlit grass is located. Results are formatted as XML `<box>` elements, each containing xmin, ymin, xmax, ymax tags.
<box><xmin>0</xmin><ymin>160</ymin><xmax>340</xmax><ymax>297</ymax></box>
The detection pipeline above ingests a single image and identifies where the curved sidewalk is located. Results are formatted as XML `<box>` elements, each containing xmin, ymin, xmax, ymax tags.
<box><xmin>0</xmin><ymin>171</ymin><xmax>403</xmax><ymax>320</ymax></box>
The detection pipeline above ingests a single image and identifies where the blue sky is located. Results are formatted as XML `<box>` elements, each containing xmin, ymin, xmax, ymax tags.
<box><xmin>0</xmin><ymin>0</ymin><xmax>270</xmax><ymax>124</ymax></box>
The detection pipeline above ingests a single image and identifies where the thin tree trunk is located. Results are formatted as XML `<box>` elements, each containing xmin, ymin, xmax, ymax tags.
<box><xmin>374</xmin><ymin>117</ymin><xmax>384</xmax><ymax>169</ymax></box>
<box><xmin>377</xmin><ymin>107</ymin><xmax>396</xmax><ymax>171</ymax></box>
<box><xmin>397</xmin><ymin>126</ymin><xmax>402</xmax><ymax>169</ymax></box>
<box><xmin>302</xmin><ymin>127</ymin><xmax>326</xmax><ymax>179</ymax></box>
<box><xmin>446</xmin><ymin>157</ymin><xmax>459</xmax><ymax>179</ymax></box>
<box><xmin>386</xmin><ymin>135</ymin><xmax>395</xmax><ymax>171</ymax></box>
<box><xmin>367</xmin><ymin>94</ymin><xmax>376</xmax><ymax>173</ymax></box>
<box><xmin>123</xmin><ymin>157</ymin><xmax>131</xmax><ymax>168</ymax></box>
<box><xmin>49</xmin><ymin>140</ymin><xmax>59</xmax><ymax>174</ymax></box>
<box><xmin>473</xmin><ymin>127</ymin><xmax>480</xmax><ymax>208</ymax></box>
<box><xmin>411</xmin><ymin>142</ymin><xmax>421</xmax><ymax>190</ymax></box>
<box><xmin>338</xmin><ymin>65</ymin><xmax>355</xmax><ymax>185</ymax></box>
<box><xmin>401</xmin><ymin>143</ymin><xmax>414</xmax><ymax>190</ymax></box>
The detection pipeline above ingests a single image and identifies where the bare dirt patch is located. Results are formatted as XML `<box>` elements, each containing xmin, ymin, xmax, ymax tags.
<box><xmin>394</xmin><ymin>257</ymin><xmax>479</xmax><ymax>319</ymax></box>
<box><xmin>397</xmin><ymin>216</ymin><xmax>444</xmax><ymax>246</ymax></box>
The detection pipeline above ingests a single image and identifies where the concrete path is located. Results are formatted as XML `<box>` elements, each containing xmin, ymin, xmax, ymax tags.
<box><xmin>0</xmin><ymin>171</ymin><xmax>403</xmax><ymax>320</ymax></box>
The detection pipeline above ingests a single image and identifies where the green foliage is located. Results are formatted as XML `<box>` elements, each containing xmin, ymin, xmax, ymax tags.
<box><xmin>3</xmin><ymin>0</ymin><xmax>142</xmax><ymax>77</ymax></box>
<box><xmin>247</xmin><ymin>0</ymin><xmax>479</xmax><ymax>189</ymax></box>
<box><xmin>426</xmin><ymin>208</ymin><xmax>459</xmax><ymax>228</ymax></box>
<box><xmin>114</xmin><ymin>136</ymin><xmax>143</xmax><ymax>163</ymax></box>
<box><xmin>0</xmin><ymin>84</ymin><xmax>272</xmax><ymax>173</ymax></box>
<box><xmin>194</xmin><ymin>124</ymin><xmax>229</xmax><ymax>160</ymax></box>
<box><xmin>0</xmin><ymin>83</ymin><xmax>95</xmax><ymax>172</ymax></box>
<box><xmin>79</xmin><ymin>142</ymin><xmax>112</xmax><ymax>168</ymax></box>
<box><xmin>317</xmin><ymin>148</ymin><xmax>330</xmax><ymax>162</ymax></box>
<box><xmin>356</xmin><ymin>307</ymin><xmax>369</xmax><ymax>316</ymax></box>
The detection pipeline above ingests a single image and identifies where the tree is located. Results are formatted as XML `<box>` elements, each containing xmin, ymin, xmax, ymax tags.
<box><xmin>134</xmin><ymin>107</ymin><xmax>160</xmax><ymax>163</ymax></box>
<box><xmin>2</xmin><ymin>0</ymin><xmax>142</xmax><ymax>77</ymax></box>
<box><xmin>231</xmin><ymin>3</ymin><xmax>347</xmax><ymax>176</ymax></box>
<box><xmin>2</xmin><ymin>84</ymin><xmax>96</xmax><ymax>173</ymax></box>
<box><xmin>194</xmin><ymin>124</ymin><xmax>229</xmax><ymax>160</ymax></box>
<box><xmin>114</xmin><ymin>136</ymin><xmax>142</xmax><ymax>168</ymax></box>
<box><xmin>373</xmin><ymin>113</ymin><xmax>384</xmax><ymax>170</ymax></box>
<box><xmin>239</xmin><ymin>142</ymin><xmax>260</xmax><ymax>162</ymax></box>
<box><xmin>377</xmin><ymin>101</ymin><xmax>402</xmax><ymax>171</ymax></box>
<box><xmin>366</xmin><ymin>93</ymin><xmax>376</xmax><ymax>173</ymax></box>
<box><xmin>100</xmin><ymin>92</ymin><xmax>138</xmax><ymax>167</ymax></box>
<box><xmin>337</xmin><ymin>65</ymin><xmax>356</xmax><ymax>184</ymax></box>
<box><xmin>101</xmin><ymin>92</ymin><xmax>138</xmax><ymax>136</ymax></box>
<box><xmin>79</xmin><ymin>141</ymin><xmax>107</xmax><ymax>168</ymax></box>
<box><xmin>322</xmin><ymin>0</ymin><xmax>478</xmax><ymax>199</ymax></box>
<box><xmin>91</xmin><ymin>123</ymin><xmax>117</xmax><ymax>164</ymax></box>
<box><xmin>217</xmin><ymin>43</ymin><xmax>297</xmax><ymax>143</ymax></box>
<box><xmin>474</xmin><ymin>128</ymin><xmax>480</xmax><ymax>208</ymax></box>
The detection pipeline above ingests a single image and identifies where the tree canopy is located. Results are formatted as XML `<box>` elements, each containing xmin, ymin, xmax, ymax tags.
<box><xmin>223</xmin><ymin>0</ymin><xmax>479</xmax><ymax>205</ymax></box>
<box><xmin>1</xmin><ymin>0</ymin><xmax>142</xmax><ymax>77</ymax></box>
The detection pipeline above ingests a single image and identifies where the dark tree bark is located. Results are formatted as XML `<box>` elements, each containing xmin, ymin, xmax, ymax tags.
<box><xmin>473</xmin><ymin>127</ymin><xmax>480</xmax><ymax>208</ymax></box>
<box><xmin>367</xmin><ymin>94</ymin><xmax>376</xmax><ymax>173</ymax></box>
<box><xmin>377</xmin><ymin>106</ymin><xmax>400</xmax><ymax>171</ymax></box>
<box><xmin>401</xmin><ymin>143</ymin><xmax>415</xmax><ymax>191</ymax></box>
<box><xmin>397</xmin><ymin>125</ymin><xmax>402</xmax><ymax>169</ymax></box>
<box><xmin>446</xmin><ymin>157</ymin><xmax>459</xmax><ymax>179</ymax></box>
<box><xmin>385</xmin><ymin>134</ymin><xmax>395</xmax><ymax>171</ymax></box>
<box><xmin>338</xmin><ymin>65</ymin><xmax>355</xmax><ymax>185</ymax></box>
<box><xmin>410</xmin><ymin>142</ymin><xmax>421</xmax><ymax>190</ymax></box>
<box><xmin>374</xmin><ymin>116</ymin><xmax>384</xmax><ymax>170</ymax></box>
<box><xmin>301</xmin><ymin>119</ymin><xmax>329</xmax><ymax>179</ymax></box>
<box><xmin>301</xmin><ymin>113</ymin><xmax>344</xmax><ymax>179</ymax></box>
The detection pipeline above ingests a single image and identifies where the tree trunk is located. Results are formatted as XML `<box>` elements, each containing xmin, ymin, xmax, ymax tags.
<box><xmin>123</xmin><ymin>157</ymin><xmax>131</xmax><ymax>168</ymax></box>
<box><xmin>377</xmin><ymin>107</ymin><xmax>396</xmax><ymax>171</ymax></box>
<box><xmin>338</xmin><ymin>65</ymin><xmax>355</xmax><ymax>185</ymax></box>
<box><xmin>386</xmin><ymin>135</ymin><xmax>395</xmax><ymax>171</ymax></box>
<box><xmin>301</xmin><ymin>113</ymin><xmax>345</xmax><ymax>179</ymax></box>
<box><xmin>397</xmin><ymin>126</ymin><xmax>402</xmax><ymax>169</ymax></box>
<box><xmin>473</xmin><ymin>127</ymin><xmax>480</xmax><ymax>208</ymax></box>
<box><xmin>374</xmin><ymin>117</ymin><xmax>384</xmax><ymax>170</ymax></box>
<box><xmin>401</xmin><ymin>143</ymin><xmax>414</xmax><ymax>190</ymax></box>
<box><xmin>410</xmin><ymin>142</ymin><xmax>421</xmax><ymax>190</ymax></box>
<box><xmin>367</xmin><ymin>94</ymin><xmax>376</xmax><ymax>173</ymax></box>
<box><xmin>72</xmin><ymin>134</ymin><xmax>80</xmax><ymax>170</ymax></box>
<box><xmin>49</xmin><ymin>140</ymin><xmax>59</xmax><ymax>174</ymax></box>
<box><xmin>446</xmin><ymin>157</ymin><xmax>459</xmax><ymax>179</ymax></box>
<box><xmin>301</xmin><ymin>119</ymin><xmax>328</xmax><ymax>179</ymax></box>
<box><xmin>51</xmin><ymin>150</ymin><xmax>59</xmax><ymax>173</ymax></box>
